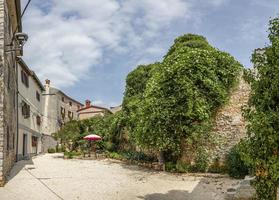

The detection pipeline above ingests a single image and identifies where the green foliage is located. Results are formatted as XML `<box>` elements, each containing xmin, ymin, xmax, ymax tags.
<box><xmin>208</xmin><ymin>157</ymin><xmax>227</xmax><ymax>174</ymax></box>
<box><xmin>242</xmin><ymin>16</ymin><xmax>279</xmax><ymax>200</ymax></box>
<box><xmin>124</xmin><ymin>33</ymin><xmax>242</xmax><ymax>157</ymax></box>
<box><xmin>226</xmin><ymin>142</ymin><xmax>249</xmax><ymax>179</ymax></box>
<box><xmin>56</xmin><ymin>145</ymin><xmax>65</xmax><ymax>153</ymax></box>
<box><xmin>48</xmin><ymin>148</ymin><xmax>56</xmax><ymax>153</ymax></box>
<box><xmin>54</xmin><ymin>111</ymin><xmax>127</xmax><ymax>153</ymax></box>
<box><xmin>165</xmin><ymin>162</ymin><xmax>177</xmax><ymax>172</ymax></box>
<box><xmin>106</xmin><ymin>152</ymin><xmax>124</xmax><ymax>160</ymax></box>
<box><xmin>191</xmin><ymin>148</ymin><xmax>210</xmax><ymax>172</ymax></box>
<box><xmin>175</xmin><ymin>161</ymin><xmax>190</xmax><ymax>173</ymax></box>
<box><xmin>64</xmin><ymin>151</ymin><xmax>81</xmax><ymax>159</ymax></box>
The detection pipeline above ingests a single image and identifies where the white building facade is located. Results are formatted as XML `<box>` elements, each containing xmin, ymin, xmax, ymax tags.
<box><xmin>17</xmin><ymin>58</ymin><xmax>44</xmax><ymax>160</ymax></box>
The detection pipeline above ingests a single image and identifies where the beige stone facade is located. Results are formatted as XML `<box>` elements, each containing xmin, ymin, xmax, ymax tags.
<box><xmin>78</xmin><ymin>100</ymin><xmax>111</xmax><ymax>120</ymax></box>
<box><xmin>42</xmin><ymin>80</ymin><xmax>83</xmax><ymax>133</ymax></box>
<box><xmin>0</xmin><ymin>0</ymin><xmax>21</xmax><ymax>186</ymax></box>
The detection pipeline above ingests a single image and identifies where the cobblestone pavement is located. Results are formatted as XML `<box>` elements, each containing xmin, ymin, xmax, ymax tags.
<box><xmin>0</xmin><ymin>153</ymin><xmax>238</xmax><ymax>200</ymax></box>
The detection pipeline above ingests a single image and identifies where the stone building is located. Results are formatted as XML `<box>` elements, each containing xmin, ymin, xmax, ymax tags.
<box><xmin>41</xmin><ymin>80</ymin><xmax>83</xmax><ymax>152</ymax></box>
<box><xmin>0</xmin><ymin>0</ymin><xmax>22</xmax><ymax>186</ymax></box>
<box><xmin>77</xmin><ymin>100</ymin><xmax>112</xmax><ymax>120</ymax></box>
<box><xmin>110</xmin><ymin>105</ymin><xmax>122</xmax><ymax>114</ymax></box>
<box><xmin>17</xmin><ymin>58</ymin><xmax>44</xmax><ymax>160</ymax></box>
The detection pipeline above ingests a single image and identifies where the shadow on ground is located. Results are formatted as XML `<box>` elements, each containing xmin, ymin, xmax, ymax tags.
<box><xmin>7</xmin><ymin>159</ymin><xmax>34</xmax><ymax>181</ymax></box>
<box><xmin>138</xmin><ymin>190</ymin><xmax>191</xmax><ymax>200</ymax></box>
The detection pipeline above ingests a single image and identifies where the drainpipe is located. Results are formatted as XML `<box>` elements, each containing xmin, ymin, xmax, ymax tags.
<box><xmin>15</xmin><ymin>59</ymin><xmax>19</xmax><ymax>161</ymax></box>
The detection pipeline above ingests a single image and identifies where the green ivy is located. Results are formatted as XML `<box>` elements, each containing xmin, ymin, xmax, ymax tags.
<box><xmin>123</xmin><ymin>34</ymin><xmax>242</xmax><ymax>160</ymax></box>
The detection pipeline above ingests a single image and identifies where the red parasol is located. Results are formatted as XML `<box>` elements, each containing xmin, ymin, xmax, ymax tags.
<box><xmin>83</xmin><ymin>134</ymin><xmax>102</xmax><ymax>141</ymax></box>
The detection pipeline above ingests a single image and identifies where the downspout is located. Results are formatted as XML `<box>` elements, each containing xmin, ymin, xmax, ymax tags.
<box><xmin>15</xmin><ymin>59</ymin><xmax>19</xmax><ymax>161</ymax></box>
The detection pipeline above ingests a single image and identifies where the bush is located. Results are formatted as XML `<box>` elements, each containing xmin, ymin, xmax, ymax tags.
<box><xmin>64</xmin><ymin>151</ymin><xmax>81</xmax><ymax>159</ymax></box>
<box><xmin>103</xmin><ymin>141</ymin><xmax>117</xmax><ymax>152</ymax></box>
<box><xmin>208</xmin><ymin>157</ymin><xmax>227</xmax><ymax>173</ymax></box>
<box><xmin>226</xmin><ymin>143</ymin><xmax>249</xmax><ymax>179</ymax></box>
<box><xmin>165</xmin><ymin>162</ymin><xmax>177</xmax><ymax>172</ymax></box>
<box><xmin>191</xmin><ymin>148</ymin><xmax>210</xmax><ymax>172</ymax></box>
<box><xmin>106</xmin><ymin>152</ymin><xmax>124</xmax><ymax>160</ymax></box>
<box><xmin>122</xmin><ymin>151</ymin><xmax>156</xmax><ymax>162</ymax></box>
<box><xmin>48</xmin><ymin>148</ymin><xmax>56</xmax><ymax>153</ymax></box>
<box><xmin>175</xmin><ymin>161</ymin><xmax>190</xmax><ymax>173</ymax></box>
<box><xmin>56</xmin><ymin>145</ymin><xmax>65</xmax><ymax>153</ymax></box>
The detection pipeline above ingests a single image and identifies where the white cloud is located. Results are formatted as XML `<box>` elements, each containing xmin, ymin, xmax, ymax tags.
<box><xmin>21</xmin><ymin>0</ymin><xmax>190</xmax><ymax>88</ymax></box>
<box><xmin>209</xmin><ymin>0</ymin><xmax>229</xmax><ymax>7</ymax></box>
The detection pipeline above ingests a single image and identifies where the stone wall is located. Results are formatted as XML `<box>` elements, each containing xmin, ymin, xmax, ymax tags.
<box><xmin>0</xmin><ymin>0</ymin><xmax>18</xmax><ymax>186</ymax></box>
<box><xmin>41</xmin><ymin>134</ymin><xmax>58</xmax><ymax>153</ymax></box>
<box><xmin>212</xmin><ymin>75</ymin><xmax>250</xmax><ymax>162</ymax></box>
<box><xmin>180</xmin><ymin>74</ymin><xmax>251</xmax><ymax>165</ymax></box>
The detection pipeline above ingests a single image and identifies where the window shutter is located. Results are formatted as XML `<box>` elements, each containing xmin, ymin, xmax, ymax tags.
<box><xmin>21</xmin><ymin>70</ymin><xmax>24</xmax><ymax>83</ymax></box>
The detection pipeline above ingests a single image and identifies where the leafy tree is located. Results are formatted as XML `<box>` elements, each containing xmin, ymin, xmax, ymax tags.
<box><xmin>122</xmin><ymin>64</ymin><xmax>157</xmax><ymax>129</ymax></box>
<box><xmin>126</xmin><ymin>34</ymin><xmax>242</xmax><ymax>163</ymax></box>
<box><xmin>243</xmin><ymin>17</ymin><xmax>279</xmax><ymax>200</ymax></box>
<box><xmin>53</xmin><ymin>120</ymin><xmax>83</xmax><ymax>151</ymax></box>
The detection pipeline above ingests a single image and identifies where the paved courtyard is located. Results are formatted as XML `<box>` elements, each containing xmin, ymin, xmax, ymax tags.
<box><xmin>0</xmin><ymin>153</ymin><xmax>238</xmax><ymax>200</ymax></box>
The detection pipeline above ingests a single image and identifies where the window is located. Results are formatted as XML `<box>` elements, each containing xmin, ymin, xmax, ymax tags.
<box><xmin>36</xmin><ymin>115</ymin><xmax>41</xmax><ymax>126</ymax></box>
<box><xmin>62</xmin><ymin>96</ymin><xmax>65</xmax><ymax>102</ymax></box>
<box><xmin>7</xmin><ymin>67</ymin><xmax>10</xmax><ymax>90</ymax></box>
<box><xmin>21</xmin><ymin>70</ymin><xmax>29</xmax><ymax>87</ymax></box>
<box><xmin>77</xmin><ymin>105</ymin><xmax>80</xmax><ymax>110</ymax></box>
<box><xmin>22</xmin><ymin>101</ymin><xmax>30</xmax><ymax>118</ymax></box>
<box><xmin>61</xmin><ymin>107</ymin><xmax>65</xmax><ymax>119</ymax></box>
<box><xmin>69</xmin><ymin>101</ymin><xmax>72</xmax><ymax>106</ymax></box>
<box><xmin>36</xmin><ymin>91</ymin><xmax>40</xmax><ymax>102</ymax></box>
<box><xmin>68</xmin><ymin>111</ymin><xmax>73</xmax><ymax>120</ymax></box>
<box><xmin>32</xmin><ymin>136</ymin><xmax>38</xmax><ymax>147</ymax></box>
<box><xmin>7</xmin><ymin>126</ymin><xmax>9</xmax><ymax>150</ymax></box>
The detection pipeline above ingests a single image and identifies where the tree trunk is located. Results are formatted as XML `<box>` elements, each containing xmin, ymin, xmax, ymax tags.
<box><xmin>158</xmin><ymin>151</ymin><xmax>165</xmax><ymax>171</ymax></box>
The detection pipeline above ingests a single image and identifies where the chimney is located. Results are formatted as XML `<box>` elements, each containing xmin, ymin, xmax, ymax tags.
<box><xmin>45</xmin><ymin>79</ymin><xmax>50</xmax><ymax>85</ymax></box>
<box><xmin>85</xmin><ymin>100</ymin><xmax>91</xmax><ymax>108</ymax></box>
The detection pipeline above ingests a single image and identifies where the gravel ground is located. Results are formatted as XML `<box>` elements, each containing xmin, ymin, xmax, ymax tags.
<box><xmin>0</xmin><ymin>153</ymin><xmax>239</xmax><ymax>200</ymax></box>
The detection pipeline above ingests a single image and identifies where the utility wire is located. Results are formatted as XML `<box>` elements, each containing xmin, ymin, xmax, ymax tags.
<box><xmin>21</xmin><ymin>0</ymin><xmax>32</xmax><ymax>18</ymax></box>
<box><xmin>10</xmin><ymin>0</ymin><xmax>32</xmax><ymax>45</ymax></box>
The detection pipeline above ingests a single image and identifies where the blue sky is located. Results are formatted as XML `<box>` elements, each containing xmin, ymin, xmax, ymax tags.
<box><xmin>21</xmin><ymin>0</ymin><xmax>279</xmax><ymax>107</ymax></box>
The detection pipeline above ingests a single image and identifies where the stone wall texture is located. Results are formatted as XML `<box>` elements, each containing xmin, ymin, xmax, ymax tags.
<box><xmin>41</xmin><ymin>134</ymin><xmax>58</xmax><ymax>153</ymax></box>
<box><xmin>212</xmin><ymin>75</ymin><xmax>251</xmax><ymax>162</ymax></box>
<box><xmin>0</xmin><ymin>0</ymin><xmax>18</xmax><ymax>186</ymax></box>
<box><xmin>180</xmin><ymin>74</ymin><xmax>251</xmax><ymax>165</ymax></box>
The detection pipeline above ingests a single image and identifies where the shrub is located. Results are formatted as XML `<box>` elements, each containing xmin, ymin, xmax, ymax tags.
<box><xmin>226</xmin><ymin>143</ymin><xmax>249</xmax><ymax>179</ymax></box>
<box><xmin>191</xmin><ymin>148</ymin><xmax>210</xmax><ymax>172</ymax></box>
<box><xmin>56</xmin><ymin>145</ymin><xmax>65</xmax><ymax>153</ymax></box>
<box><xmin>106</xmin><ymin>152</ymin><xmax>124</xmax><ymax>160</ymax></box>
<box><xmin>208</xmin><ymin>157</ymin><xmax>227</xmax><ymax>173</ymax></box>
<box><xmin>64</xmin><ymin>151</ymin><xmax>81</xmax><ymax>159</ymax></box>
<box><xmin>165</xmin><ymin>162</ymin><xmax>176</xmax><ymax>172</ymax></box>
<box><xmin>175</xmin><ymin>161</ymin><xmax>190</xmax><ymax>173</ymax></box>
<box><xmin>48</xmin><ymin>148</ymin><xmax>56</xmax><ymax>153</ymax></box>
<box><xmin>122</xmin><ymin>151</ymin><xmax>157</xmax><ymax>162</ymax></box>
